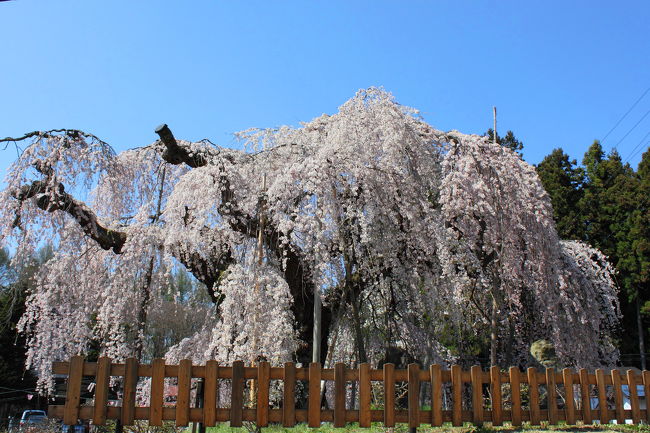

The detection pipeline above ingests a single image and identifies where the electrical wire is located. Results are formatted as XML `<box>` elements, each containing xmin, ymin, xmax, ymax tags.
<box><xmin>601</xmin><ymin>87</ymin><xmax>650</xmax><ymax>143</ymax></box>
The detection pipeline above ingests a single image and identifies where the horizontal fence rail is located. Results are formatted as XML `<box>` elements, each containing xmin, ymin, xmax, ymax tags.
<box><xmin>50</xmin><ymin>356</ymin><xmax>650</xmax><ymax>427</ymax></box>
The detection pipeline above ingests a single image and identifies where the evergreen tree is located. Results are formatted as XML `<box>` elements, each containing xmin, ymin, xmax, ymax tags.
<box><xmin>485</xmin><ymin>129</ymin><xmax>524</xmax><ymax>156</ymax></box>
<box><xmin>536</xmin><ymin>148</ymin><xmax>585</xmax><ymax>239</ymax></box>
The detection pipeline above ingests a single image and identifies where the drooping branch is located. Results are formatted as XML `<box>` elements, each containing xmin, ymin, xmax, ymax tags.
<box><xmin>12</xmin><ymin>180</ymin><xmax>127</xmax><ymax>253</ymax></box>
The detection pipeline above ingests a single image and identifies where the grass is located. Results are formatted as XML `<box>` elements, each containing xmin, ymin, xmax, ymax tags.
<box><xmin>204</xmin><ymin>423</ymin><xmax>650</xmax><ymax>433</ymax></box>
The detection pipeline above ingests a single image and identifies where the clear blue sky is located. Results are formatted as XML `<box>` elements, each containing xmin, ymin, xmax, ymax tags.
<box><xmin>1</xmin><ymin>1</ymin><xmax>649</xmax><ymax>176</ymax></box>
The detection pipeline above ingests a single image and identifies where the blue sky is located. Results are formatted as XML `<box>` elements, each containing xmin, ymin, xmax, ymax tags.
<box><xmin>1</xmin><ymin>1</ymin><xmax>649</xmax><ymax>177</ymax></box>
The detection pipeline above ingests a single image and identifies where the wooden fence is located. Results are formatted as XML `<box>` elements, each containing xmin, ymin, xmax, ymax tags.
<box><xmin>50</xmin><ymin>356</ymin><xmax>650</xmax><ymax>428</ymax></box>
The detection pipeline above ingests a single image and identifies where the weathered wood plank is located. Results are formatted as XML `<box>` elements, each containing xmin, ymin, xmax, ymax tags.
<box><xmin>579</xmin><ymin>369</ymin><xmax>592</xmax><ymax>424</ymax></box>
<box><xmin>230</xmin><ymin>361</ymin><xmax>244</xmax><ymax>427</ymax></box>
<box><xmin>527</xmin><ymin>367</ymin><xmax>540</xmax><ymax>425</ymax></box>
<box><xmin>334</xmin><ymin>362</ymin><xmax>346</xmax><ymax>428</ymax></box>
<box><xmin>546</xmin><ymin>368</ymin><xmax>557</xmax><ymax>424</ymax></box>
<box><xmin>256</xmin><ymin>361</ymin><xmax>270</xmax><ymax>427</ymax></box>
<box><xmin>563</xmin><ymin>368</ymin><xmax>575</xmax><ymax>425</ymax></box>
<box><xmin>627</xmin><ymin>370</ymin><xmax>640</xmax><ymax>424</ymax></box>
<box><xmin>359</xmin><ymin>363</ymin><xmax>371</xmax><ymax>427</ymax></box>
<box><xmin>471</xmin><ymin>365</ymin><xmax>483</xmax><ymax>424</ymax></box>
<box><xmin>92</xmin><ymin>357</ymin><xmax>111</xmax><ymax>426</ymax></box>
<box><xmin>308</xmin><ymin>363</ymin><xmax>321</xmax><ymax>427</ymax></box>
<box><xmin>408</xmin><ymin>364</ymin><xmax>420</xmax><ymax>428</ymax></box>
<box><xmin>430</xmin><ymin>364</ymin><xmax>442</xmax><ymax>427</ymax></box>
<box><xmin>121</xmin><ymin>358</ymin><xmax>138</xmax><ymax>426</ymax></box>
<box><xmin>175</xmin><ymin>359</ymin><xmax>192</xmax><ymax>427</ymax></box>
<box><xmin>490</xmin><ymin>366</ymin><xmax>502</xmax><ymax>426</ymax></box>
<box><xmin>451</xmin><ymin>365</ymin><xmax>462</xmax><ymax>426</ymax></box>
<box><xmin>149</xmin><ymin>358</ymin><xmax>165</xmax><ymax>426</ymax></box>
<box><xmin>203</xmin><ymin>360</ymin><xmax>218</xmax><ymax>427</ymax></box>
<box><xmin>596</xmin><ymin>369</ymin><xmax>608</xmax><ymax>423</ymax></box>
<box><xmin>611</xmin><ymin>369</ymin><xmax>624</xmax><ymax>424</ymax></box>
<box><xmin>509</xmin><ymin>367</ymin><xmax>522</xmax><ymax>426</ymax></box>
<box><xmin>63</xmin><ymin>356</ymin><xmax>84</xmax><ymax>425</ymax></box>
<box><xmin>283</xmin><ymin>362</ymin><xmax>296</xmax><ymax>427</ymax></box>
<box><xmin>383</xmin><ymin>363</ymin><xmax>395</xmax><ymax>428</ymax></box>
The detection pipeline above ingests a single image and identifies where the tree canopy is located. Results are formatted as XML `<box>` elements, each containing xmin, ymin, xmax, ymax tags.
<box><xmin>0</xmin><ymin>89</ymin><xmax>620</xmax><ymax>391</ymax></box>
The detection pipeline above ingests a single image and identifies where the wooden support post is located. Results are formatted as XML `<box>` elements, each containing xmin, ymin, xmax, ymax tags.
<box><xmin>383</xmin><ymin>363</ymin><xmax>395</xmax><ymax>428</ymax></box>
<box><xmin>122</xmin><ymin>358</ymin><xmax>138</xmax><ymax>426</ymax></box>
<box><xmin>408</xmin><ymin>364</ymin><xmax>420</xmax><ymax>429</ymax></box>
<box><xmin>308</xmin><ymin>363</ymin><xmax>321</xmax><ymax>427</ymax></box>
<box><xmin>256</xmin><ymin>361</ymin><xmax>270</xmax><ymax>427</ymax></box>
<box><xmin>509</xmin><ymin>367</ymin><xmax>522</xmax><ymax>427</ymax></box>
<box><xmin>63</xmin><ymin>356</ymin><xmax>84</xmax><ymax>426</ymax></box>
<box><xmin>430</xmin><ymin>364</ymin><xmax>442</xmax><ymax>427</ymax></box>
<box><xmin>563</xmin><ymin>368</ymin><xmax>575</xmax><ymax>425</ymax></box>
<box><xmin>203</xmin><ymin>360</ymin><xmax>218</xmax><ymax>427</ymax></box>
<box><xmin>283</xmin><ymin>362</ymin><xmax>296</xmax><ymax>427</ymax></box>
<box><xmin>546</xmin><ymin>368</ymin><xmax>557</xmax><ymax>424</ymax></box>
<box><xmin>611</xmin><ymin>369</ymin><xmax>624</xmax><ymax>424</ymax></box>
<box><xmin>627</xmin><ymin>370</ymin><xmax>641</xmax><ymax>424</ymax></box>
<box><xmin>527</xmin><ymin>367</ymin><xmax>540</xmax><ymax>425</ymax></box>
<box><xmin>230</xmin><ymin>361</ymin><xmax>244</xmax><ymax>427</ymax></box>
<box><xmin>92</xmin><ymin>357</ymin><xmax>111</xmax><ymax>426</ymax></box>
<box><xmin>596</xmin><ymin>369</ymin><xmax>608</xmax><ymax>424</ymax></box>
<box><xmin>451</xmin><ymin>365</ymin><xmax>462</xmax><ymax>427</ymax></box>
<box><xmin>579</xmin><ymin>369</ymin><xmax>592</xmax><ymax>424</ymax></box>
<box><xmin>176</xmin><ymin>359</ymin><xmax>192</xmax><ymax>427</ymax></box>
<box><xmin>149</xmin><ymin>358</ymin><xmax>165</xmax><ymax>426</ymax></box>
<box><xmin>490</xmin><ymin>366</ymin><xmax>502</xmax><ymax>425</ymax></box>
<box><xmin>359</xmin><ymin>363</ymin><xmax>371</xmax><ymax>427</ymax></box>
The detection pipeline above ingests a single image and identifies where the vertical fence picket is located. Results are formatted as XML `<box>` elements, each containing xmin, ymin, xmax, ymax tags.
<box><xmin>408</xmin><ymin>364</ymin><xmax>420</xmax><ymax>429</ymax></box>
<box><xmin>527</xmin><ymin>367</ymin><xmax>540</xmax><ymax>425</ymax></box>
<box><xmin>308</xmin><ymin>363</ymin><xmax>321</xmax><ymax>427</ymax></box>
<box><xmin>176</xmin><ymin>359</ymin><xmax>192</xmax><ymax>427</ymax></box>
<box><xmin>490</xmin><ymin>366</ymin><xmax>502</xmax><ymax>425</ymax></box>
<box><xmin>359</xmin><ymin>363</ymin><xmax>371</xmax><ymax>427</ymax></box>
<box><xmin>643</xmin><ymin>371</ymin><xmax>650</xmax><ymax>423</ymax></box>
<box><xmin>546</xmin><ymin>368</ymin><xmax>557</xmax><ymax>424</ymax></box>
<box><xmin>92</xmin><ymin>357</ymin><xmax>111</xmax><ymax>426</ymax></box>
<box><xmin>256</xmin><ymin>361</ymin><xmax>270</xmax><ymax>427</ymax></box>
<box><xmin>471</xmin><ymin>365</ymin><xmax>483</xmax><ymax>424</ymax></box>
<box><xmin>203</xmin><ymin>360</ymin><xmax>218</xmax><ymax>427</ymax></box>
<box><xmin>334</xmin><ymin>363</ymin><xmax>347</xmax><ymax>428</ymax></box>
<box><xmin>230</xmin><ymin>360</ymin><xmax>244</xmax><ymax>427</ymax></box>
<box><xmin>451</xmin><ymin>365</ymin><xmax>462</xmax><ymax>426</ymax></box>
<box><xmin>63</xmin><ymin>356</ymin><xmax>84</xmax><ymax>426</ymax></box>
<box><xmin>282</xmin><ymin>362</ymin><xmax>296</xmax><ymax>427</ymax></box>
<box><xmin>382</xmin><ymin>363</ymin><xmax>395</xmax><ymax>428</ymax></box>
<box><xmin>627</xmin><ymin>370</ymin><xmax>640</xmax><ymax>424</ymax></box>
<box><xmin>121</xmin><ymin>358</ymin><xmax>138</xmax><ymax>426</ymax></box>
<box><xmin>611</xmin><ymin>370</ymin><xmax>624</xmax><ymax>424</ymax></box>
<box><xmin>509</xmin><ymin>367</ymin><xmax>522</xmax><ymax>426</ymax></box>
<box><xmin>149</xmin><ymin>358</ymin><xmax>165</xmax><ymax>426</ymax></box>
<box><xmin>562</xmin><ymin>368</ymin><xmax>575</xmax><ymax>425</ymax></box>
<box><xmin>596</xmin><ymin>369</ymin><xmax>608</xmax><ymax>424</ymax></box>
<box><xmin>430</xmin><ymin>364</ymin><xmax>442</xmax><ymax>427</ymax></box>
<box><xmin>579</xmin><ymin>369</ymin><xmax>592</xmax><ymax>424</ymax></box>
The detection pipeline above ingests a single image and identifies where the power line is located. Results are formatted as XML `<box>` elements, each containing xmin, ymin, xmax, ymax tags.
<box><xmin>601</xmin><ymin>86</ymin><xmax>650</xmax><ymax>144</ymax></box>
<box><xmin>613</xmin><ymin>108</ymin><xmax>650</xmax><ymax>150</ymax></box>
<box><xmin>623</xmin><ymin>131</ymin><xmax>650</xmax><ymax>164</ymax></box>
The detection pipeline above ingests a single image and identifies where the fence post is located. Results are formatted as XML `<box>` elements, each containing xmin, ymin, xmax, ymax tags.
<box><xmin>203</xmin><ymin>360</ymin><xmax>218</xmax><ymax>427</ymax></box>
<box><xmin>176</xmin><ymin>359</ymin><xmax>192</xmax><ymax>427</ymax></box>
<box><xmin>451</xmin><ymin>365</ymin><xmax>462</xmax><ymax>426</ymax></box>
<box><xmin>627</xmin><ymin>370</ymin><xmax>641</xmax><ymax>424</ymax></box>
<box><xmin>149</xmin><ymin>358</ymin><xmax>165</xmax><ymax>426</ymax></box>
<box><xmin>546</xmin><ymin>368</ymin><xmax>557</xmax><ymax>424</ymax></box>
<box><xmin>429</xmin><ymin>364</ymin><xmax>442</xmax><ymax>427</ymax></box>
<box><xmin>579</xmin><ymin>369</ymin><xmax>592</xmax><ymax>424</ymax></box>
<box><xmin>408</xmin><ymin>364</ymin><xmax>420</xmax><ymax>429</ymax></box>
<box><xmin>562</xmin><ymin>368</ymin><xmax>575</xmax><ymax>425</ymax></box>
<box><xmin>308</xmin><ymin>363</ymin><xmax>321</xmax><ymax>427</ymax></box>
<box><xmin>595</xmin><ymin>369</ymin><xmax>608</xmax><ymax>423</ymax></box>
<box><xmin>611</xmin><ymin>370</ymin><xmax>624</xmax><ymax>424</ymax></box>
<box><xmin>256</xmin><ymin>361</ymin><xmax>270</xmax><ymax>427</ymax></box>
<box><xmin>382</xmin><ymin>363</ymin><xmax>394</xmax><ymax>428</ymax></box>
<box><xmin>230</xmin><ymin>361</ymin><xmax>244</xmax><ymax>427</ymax></box>
<box><xmin>470</xmin><ymin>365</ymin><xmax>483</xmax><ymax>425</ymax></box>
<box><xmin>92</xmin><ymin>357</ymin><xmax>111</xmax><ymax>426</ymax></box>
<box><xmin>490</xmin><ymin>366</ymin><xmax>502</xmax><ymax>425</ymax></box>
<box><xmin>122</xmin><ymin>358</ymin><xmax>138</xmax><ymax>426</ymax></box>
<box><xmin>282</xmin><ymin>362</ymin><xmax>296</xmax><ymax>427</ymax></box>
<box><xmin>359</xmin><ymin>363</ymin><xmax>371</xmax><ymax>427</ymax></box>
<box><xmin>63</xmin><ymin>356</ymin><xmax>84</xmax><ymax>426</ymax></box>
<box><xmin>509</xmin><ymin>367</ymin><xmax>521</xmax><ymax>426</ymax></box>
<box><xmin>527</xmin><ymin>368</ymin><xmax>540</xmax><ymax>425</ymax></box>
